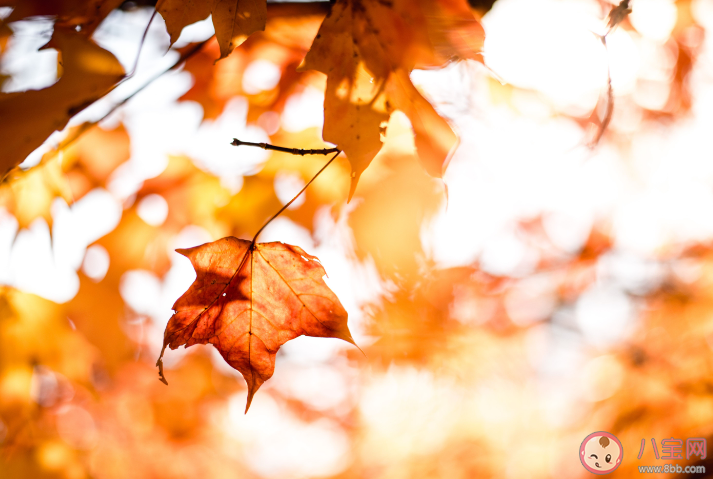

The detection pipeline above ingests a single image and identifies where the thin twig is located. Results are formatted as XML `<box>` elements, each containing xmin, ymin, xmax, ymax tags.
<box><xmin>231</xmin><ymin>143</ymin><xmax>342</xmax><ymax>248</ymax></box>
<box><xmin>127</xmin><ymin>8</ymin><xmax>158</xmax><ymax>77</ymax></box>
<box><xmin>232</xmin><ymin>138</ymin><xmax>342</xmax><ymax>243</ymax></box>
<box><xmin>157</xmin><ymin>147</ymin><xmax>344</xmax><ymax>386</ymax></box>
<box><xmin>99</xmin><ymin>38</ymin><xmax>212</xmax><ymax>124</ymax></box>
<box><xmin>231</xmin><ymin>138</ymin><xmax>339</xmax><ymax>156</ymax></box>
<box><xmin>159</xmin><ymin>142</ymin><xmax>346</xmax><ymax>384</ymax></box>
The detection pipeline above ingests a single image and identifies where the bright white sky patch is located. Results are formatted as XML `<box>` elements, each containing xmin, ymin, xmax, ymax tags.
<box><xmin>119</xmin><ymin>269</ymin><xmax>162</xmax><ymax>316</ymax></box>
<box><xmin>282</xmin><ymin>86</ymin><xmax>326</xmax><ymax>132</ymax></box>
<box><xmin>482</xmin><ymin>0</ymin><xmax>606</xmax><ymax>114</ymax></box>
<box><xmin>9</xmin><ymin>218</ymin><xmax>79</xmax><ymax>303</ymax></box>
<box><xmin>0</xmin><ymin>189</ymin><xmax>120</xmax><ymax>303</ymax></box>
<box><xmin>274</xmin><ymin>171</ymin><xmax>306</xmax><ymax>209</ymax></box>
<box><xmin>137</xmin><ymin>194</ymin><xmax>169</xmax><ymax>226</ymax></box>
<box><xmin>82</xmin><ymin>244</ymin><xmax>110</xmax><ymax>282</ymax></box>
<box><xmin>187</xmin><ymin>97</ymin><xmax>270</xmax><ymax>185</ymax></box>
<box><xmin>243</xmin><ymin>59</ymin><xmax>282</xmax><ymax>94</ymax></box>
<box><xmin>53</xmin><ymin>189</ymin><xmax>122</xmax><ymax>270</ymax></box>
<box><xmin>0</xmin><ymin>19</ymin><xmax>57</xmax><ymax>93</ymax></box>
<box><xmin>629</xmin><ymin>0</ymin><xmax>677</xmax><ymax>43</ymax></box>
<box><xmin>575</xmin><ymin>286</ymin><xmax>634</xmax><ymax>348</ymax></box>
<box><xmin>0</xmin><ymin>209</ymin><xmax>18</xmax><ymax>285</ymax></box>
<box><xmin>228</xmin><ymin>394</ymin><xmax>351</xmax><ymax>478</ymax></box>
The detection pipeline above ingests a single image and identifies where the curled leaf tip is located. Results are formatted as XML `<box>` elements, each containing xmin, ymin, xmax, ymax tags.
<box><xmin>347</xmin><ymin>171</ymin><xmax>361</xmax><ymax>203</ymax></box>
<box><xmin>244</xmin><ymin>393</ymin><xmax>255</xmax><ymax>414</ymax></box>
<box><xmin>156</xmin><ymin>347</ymin><xmax>168</xmax><ymax>385</ymax></box>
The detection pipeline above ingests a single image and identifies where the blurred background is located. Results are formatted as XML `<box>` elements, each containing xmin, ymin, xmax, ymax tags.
<box><xmin>2</xmin><ymin>0</ymin><xmax>713</xmax><ymax>477</ymax></box>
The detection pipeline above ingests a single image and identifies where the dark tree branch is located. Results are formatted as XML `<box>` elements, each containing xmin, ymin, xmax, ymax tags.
<box><xmin>231</xmin><ymin>138</ymin><xmax>338</xmax><ymax>157</ymax></box>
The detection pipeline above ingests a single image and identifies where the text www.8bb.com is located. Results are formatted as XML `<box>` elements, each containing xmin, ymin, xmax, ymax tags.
<box><xmin>638</xmin><ymin>464</ymin><xmax>705</xmax><ymax>474</ymax></box>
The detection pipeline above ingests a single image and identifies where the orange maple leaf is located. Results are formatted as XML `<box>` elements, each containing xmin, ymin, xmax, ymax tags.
<box><xmin>300</xmin><ymin>0</ymin><xmax>484</xmax><ymax>200</ymax></box>
<box><xmin>157</xmin><ymin>237</ymin><xmax>357</xmax><ymax>412</ymax></box>
<box><xmin>157</xmin><ymin>0</ymin><xmax>266</xmax><ymax>60</ymax></box>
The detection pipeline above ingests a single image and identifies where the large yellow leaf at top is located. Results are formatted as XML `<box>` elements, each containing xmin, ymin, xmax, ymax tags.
<box><xmin>0</xmin><ymin>28</ymin><xmax>125</xmax><ymax>178</ymax></box>
<box><xmin>157</xmin><ymin>0</ymin><xmax>266</xmax><ymax>60</ymax></box>
<box><xmin>300</xmin><ymin>0</ymin><xmax>483</xmax><ymax>200</ymax></box>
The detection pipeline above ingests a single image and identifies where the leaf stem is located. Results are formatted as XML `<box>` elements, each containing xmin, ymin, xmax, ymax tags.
<box><xmin>127</xmin><ymin>8</ymin><xmax>158</xmax><ymax>77</ymax></box>
<box><xmin>240</xmin><ymin>148</ymin><xmax>342</xmax><ymax>245</ymax></box>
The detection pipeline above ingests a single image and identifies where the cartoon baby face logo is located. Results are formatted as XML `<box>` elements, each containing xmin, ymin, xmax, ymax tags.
<box><xmin>580</xmin><ymin>432</ymin><xmax>623</xmax><ymax>474</ymax></box>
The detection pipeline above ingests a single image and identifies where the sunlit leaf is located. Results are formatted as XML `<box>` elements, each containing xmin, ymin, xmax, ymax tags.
<box><xmin>300</xmin><ymin>0</ymin><xmax>483</xmax><ymax>199</ymax></box>
<box><xmin>0</xmin><ymin>28</ymin><xmax>124</xmax><ymax>177</ymax></box>
<box><xmin>158</xmin><ymin>0</ymin><xmax>266</xmax><ymax>60</ymax></box>
<box><xmin>158</xmin><ymin>237</ymin><xmax>357</xmax><ymax>411</ymax></box>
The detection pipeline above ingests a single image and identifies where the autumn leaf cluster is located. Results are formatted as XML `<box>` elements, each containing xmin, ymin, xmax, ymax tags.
<box><xmin>0</xmin><ymin>0</ymin><xmax>490</xmax><ymax>410</ymax></box>
<box><xmin>1</xmin><ymin>0</ymin><xmax>713</xmax><ymax>478</ymax></box>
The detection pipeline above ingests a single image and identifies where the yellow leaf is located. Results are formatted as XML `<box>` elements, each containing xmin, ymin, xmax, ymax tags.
<box><xmin>300</xmin><ymin>0</ymin><xmax>482</xmax><ymax>199</ymax></box>
<box><xmin>158</xmin><ymin>0</ymin><xmax>266</xmax><ymax>60</ymax></box>
<box><xmin>157</xmin><ymin>0</ymin><xmax>212</xmax><ymax>46</ymax></box>
<box><xmin>386</xmin><ymin>69</ymin><xmax>457</xmax><ymax>178</ymax></box>
<box><xmin>213</xmin><ymin>0</ymin><xmax>266</xmax><ymax>60</ymax></box>
<box><xmin>0</xmin><ymin>28</ymin><xmax>124</xmax><ymax>177</ymax></box>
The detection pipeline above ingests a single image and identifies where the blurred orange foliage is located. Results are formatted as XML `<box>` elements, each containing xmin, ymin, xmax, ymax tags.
<box><xmin>1</xmin><ymin>0</ymin><xmax>712</xmax><ymax>478</ymax></box>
